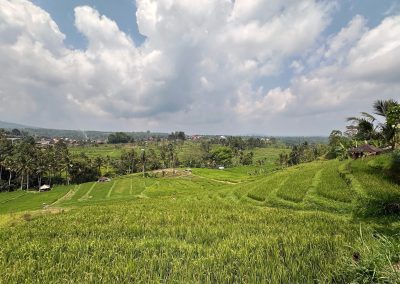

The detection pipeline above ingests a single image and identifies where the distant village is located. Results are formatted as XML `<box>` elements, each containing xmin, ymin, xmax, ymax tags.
<box><xmin>2</xmin><ymin>127</ymin><xmax>276</xmax><ymax>148</ymax></box>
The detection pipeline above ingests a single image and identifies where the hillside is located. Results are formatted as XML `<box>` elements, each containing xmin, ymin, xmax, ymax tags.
<box><xmin>0</xmin><ymin>120</ymin><xmax>169</xmax><ymax>140</ymax></box>
<box><xmin>0</xmin><ymin>155</ymin><xmax>399</xmax><ymax>282</ymax></box>
<box><xmin>0</xmin><ymin>120</ymin><xmax>35</xmax><ymax>129</ymax></box>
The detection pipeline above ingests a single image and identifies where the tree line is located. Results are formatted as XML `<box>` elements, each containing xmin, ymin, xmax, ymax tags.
<box><xmin>276</xmin><ymin>99</ymin><xmax>399</xmax><ymax>167</ymax></box>
<box><xmin>328</xmin><ymin>99</ymin><xmax>399</xmax><ymax>159</ymax></box>
<box><xmin>1</xmin><ymin>131</ymin><xmax>284</xmax><ymax>191</ymax></box>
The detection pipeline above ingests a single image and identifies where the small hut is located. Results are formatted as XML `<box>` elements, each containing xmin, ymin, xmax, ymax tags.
<box><xmin>39</xmin><ymin>184</ymin><xmax>51</xmax><ymax>192</ymax></box>
<box><xmin>98</xmin><ymin>177</ymin><xmax>111</xmax><ymax>183</ymax></box>
<box><xmin>348</xmin><ymin>144</ymin><xmax>383</xmax><ymax>159</ymax></box>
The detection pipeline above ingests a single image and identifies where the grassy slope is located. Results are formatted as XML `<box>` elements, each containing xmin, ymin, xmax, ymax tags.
<box><xmin>0</xmin><ymin>154</ymin><xmax>399</xmax><ymax>283</ymax></box>
<box><xmin>0</xmin><ymin>185</ymin><xmax>72</xmax><ymax>214</ymax></box>
<box><xmin>70</xmin><ymin>144</ymin><xmax>130</xmax><ymax>158</ymax></box>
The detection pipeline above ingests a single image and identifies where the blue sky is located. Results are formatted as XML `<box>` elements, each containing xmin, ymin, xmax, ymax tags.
<box><xmin>31</xmin><ymin>0</ymin><xmax>146</xmax><ymax>49</ymax></box>
<box><xmin>31</xmin><ymin>0</ymin><xmax>395</xmax><ymax>49</ymax></box>
<box><xmin>0</xmin><ymin>0</ymin><xmax>399</xmax><ymax>135</ymax></box>
<box><xmin>30</xmin><ymin>0</ymin><xmax>396</xmax><ymax>91</ymax></box>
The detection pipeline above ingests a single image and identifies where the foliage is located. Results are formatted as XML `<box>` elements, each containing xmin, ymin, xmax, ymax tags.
<box><xmin>390</xmin><ymin>150</ymin><xmax>400</xmax><ymax>180</ymax></box>
<box><xmin>287</xmin><ymin>142</ymin><xmax>328</xmax><ymax>165</ymax></box>
<box><xmin>388</xmin><ymin>105</ymin><xmax>400</xmax><ymax>148</ymax></box>
<box><xmin>238</xmin><ymin>151</ymin><xmax>253</xmax><ymax>166</ymax></box>
<box><xmin>344</xmin><ymin>99</ymin><xmax>399</xmax><ymax>148</ymax></box>
<box><xmin>69</xmin><ymin>154</ymin><xmax>99</xmax><ymax>184</ymax></box>
<box><xmin>209</xmin><ymin>146</ymin><xmax>233</xmax><ymax>167</ymax></box>
<box><xmin>168</xmin><ymin>131</ymin><xmax>186</xmax><ymax>141</ymax></box>
<box><xmin>108</xmin><ymin>132</ymin><xmax>133</xmax><ymax>144</ymax></box>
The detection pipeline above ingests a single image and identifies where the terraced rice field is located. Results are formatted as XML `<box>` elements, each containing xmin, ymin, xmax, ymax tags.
<box><xmin>0</xmin><ymin>156</ymin><xmax>399</xmax><ymax>283</ymax></box>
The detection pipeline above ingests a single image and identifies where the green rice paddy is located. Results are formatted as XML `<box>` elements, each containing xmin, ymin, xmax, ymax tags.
<box><xmin>0</xmin><ymin>154</ymin><xmax>399</xmax><ymax>283</ymax></box>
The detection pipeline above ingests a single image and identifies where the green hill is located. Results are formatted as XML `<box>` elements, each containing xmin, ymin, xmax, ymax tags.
<box><xmin>0</xmin><ymin>155</ymin><xmax>399</xmax><ymax>283</ymax></box>
<box><xmin>0</xmin><ymin>120</ymin><xmax>35</xmax><ymax>129</ymax></box>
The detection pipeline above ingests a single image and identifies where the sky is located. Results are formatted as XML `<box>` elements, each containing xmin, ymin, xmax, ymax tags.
<box><xmin>0</xmin><ymin>0</ymin><xmax>399</xmax><ymax>135</ymax></box>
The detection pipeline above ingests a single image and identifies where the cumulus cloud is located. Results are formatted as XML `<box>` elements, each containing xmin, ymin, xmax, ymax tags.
<box><xmin>234</xmin><ymin>84</ymin><xmax>294</xmax><ymax>119</ymax></box>
<box><xmin>0</xmin><ymin>0</ymin><xmax>399</xmax><ymax>134</ymax></box>
<box><xmin>284</xmin><ymin>14</ymin><xmax>400</xmax><ymax>120</ymax></box>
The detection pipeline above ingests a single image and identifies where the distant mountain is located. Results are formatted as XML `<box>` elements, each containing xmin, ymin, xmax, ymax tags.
<box><xmin>0</xmin><ymin>120</ymin><xmax>37</xmax><ymax>129</ymax></box>
<box><xmin>0</xmin><ymin>120</ymin><xmax>168</xmax><ymax>140</ymax></box>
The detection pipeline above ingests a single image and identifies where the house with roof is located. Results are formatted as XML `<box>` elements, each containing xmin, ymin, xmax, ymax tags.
<box><xmin>348</xmin><ymin>144</ymin><xmax>383</xmax><ymax>159</ymax></box>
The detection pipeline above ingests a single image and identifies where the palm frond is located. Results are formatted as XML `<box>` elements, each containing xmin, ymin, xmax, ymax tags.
<box><xmin>373</xmin><ymin>99</ymin><xmax>399</xmax><ymax>117</ymax></box>
<box><xmin>360</xmin><ymin>112</ymin><xmax>376</xmax><ymax>122</ymax></box>
<box><xmin>346</xmin><ymin>116</ymin><xmax>360</xmax><ymax>123</ymax></box>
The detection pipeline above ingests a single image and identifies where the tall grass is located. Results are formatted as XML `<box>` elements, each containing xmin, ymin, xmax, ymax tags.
<box><xmin>0</xmin><ymin>155</ymin><xmax>398</xmax><ymax>282</ymax></box>
<box><xmin>277</xmin><ymin>163</ymin><xmax>320</xmax><ymax>203</ymax></box>
<box><xmin>316</xmin><ymin>160</ymin><xmax>356</xmax><ymax>203</ymax></box>
<box><xmin>340</xmin><ymin>228</ymin><xmax>400</xmax><ymax>283</ymax></box>
<box><xmin>350</xmin><ymin>156</ymin><xmax>400</xmax><ymax>217</ymax></box>
<box><xmin>0</xmin><ymin>199</ymin><xmax>369</xmax><ymax>283</ymax></box>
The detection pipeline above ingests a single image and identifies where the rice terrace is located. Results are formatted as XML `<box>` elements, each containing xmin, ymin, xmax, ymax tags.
<box><xmin>1</xmin><ymin>0</ymin><xmax>400</xmax><ymax>283</ymax></box>
<box><xmin>1</xmin><ymin>141</ymin><xmax>399</xmax><ymax>282</ymax></box>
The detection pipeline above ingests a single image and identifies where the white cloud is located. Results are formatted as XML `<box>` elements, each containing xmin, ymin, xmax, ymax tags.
<box><xmin>0</xmin><ymin>0</ymin><xmax>336</xmax><ymax>132</ymax></box>
<box><xmin>0</xmin><ymin>0</ymin><xmax>398</xmax><ymax>135</ymax></box>
<box><xmin>283</xmin><ymin>14</ymin><xmax>400</xmax><ymax>121</ymax></box>
<box><xmin>234</xmin><ymin>84</ymin><xmax>294</xmax><ymax>119</ymax></box>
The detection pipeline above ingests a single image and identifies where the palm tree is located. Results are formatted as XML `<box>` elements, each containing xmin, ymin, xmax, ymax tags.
<box><xmin>140</xmin><ymin>149</ymin><xmax>146</xmax><ymax>177</ymax></box>
<box><xmin>373</xmin><ymin>99</ymin><xmax>399</xmax><ymax>148</ymax></box>
<box><xmin>346</xmin><ymin>112</ymin><xmax>378</xmax><ymax>141</ymax></box>
<box><xmin>94</xmin><ymin>156</ymin><xmax>103</xmax><ymax>176</ymax></box>
<box><xmin>0</xmin><ymin>135</ymin><xmax>12</xmax><ymax>182</ymax></box>
<box><xmin>14</xmin><ymin>137</ymin><xmax>36</xmax><ymax>190</ymax></box>
<box><xmin>373</xmin><ymin>99</ymin><xmax>398</xmax><ymax>118</ymax></box>
<box><xmin>3</xmin><ymin>156</ymin><xmax>15</xmax><ymax>189</ymax></box>
<box><xmin>35</xmin><ymin>148</ymin><xmax>49</xmax><ymax>188</ymax></box>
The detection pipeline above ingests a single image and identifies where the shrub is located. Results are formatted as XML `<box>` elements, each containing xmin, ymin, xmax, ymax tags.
<box><xmin>354</xmin><ymin>194</ymin><xmax>400</xmax><ymax>217</ymax></box>
<box><xmin>390</xmin><ymin>150</ymin><xmax>400</xmax><ymax>182</ymax></box>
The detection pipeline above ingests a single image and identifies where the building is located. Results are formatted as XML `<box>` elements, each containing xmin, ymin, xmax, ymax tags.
<box><xmin>348</xmin><ymin>144</ymin><xmax>383</xmax><ymax>159</ymax></box>
<box><xmin>39</xmin><ymin>184</ymin><xmax>51</xmax><ymax>191</ymax></box>
<box><xmin>98</xmin><ymin>177</ymin><xmax>111</xmax><ymax>183</ymax></box>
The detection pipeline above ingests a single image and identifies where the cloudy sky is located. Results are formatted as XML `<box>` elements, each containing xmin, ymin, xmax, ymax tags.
<box><xmin>0</xmin><ymin>0</ymin><xmax>399</xmax><ymax>135</ymax></box>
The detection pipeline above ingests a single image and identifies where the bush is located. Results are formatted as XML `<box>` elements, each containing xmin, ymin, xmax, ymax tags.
<box><xmin>354</xmin><ymin>194</ymin><xmax>400</xmax><ymax>217</ymax></box>
<box><xmin>390</xmin><ymin>150</ymin><xmax>400</xmax><ymax>181</ymax></box>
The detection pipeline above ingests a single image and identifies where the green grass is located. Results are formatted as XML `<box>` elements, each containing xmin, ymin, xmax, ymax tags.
<box><xmin>276</xmin><ymin>163</ymin><xmax>320</xmax><ymax>203</ymax></box>
<box><xmin>0</xmin><ymin>199</ymin><xmax>375</xmax><ymax>283</ymax></box>
<box><xmin>0</xmin><ymin>190</ymin><xmax>27</xmax><ymax>204</ymax></box>
<box><xmin>249</xmin><ymin>146</ymin><xmax>290</xmax><ymax>164</ymax></box>
<box><xmin>316</xmin><ymin>160</ymin><xmax>356</xmax><ymax>203</ymax></box>
<box><xmin>349</xmin><ymin>155</ymin><xmax>400</xmax><ymax>217</ymax></box>
<box><xmin>0</xmin><ymin>185</ymin><xmax>72</xmax><ymax>214</ymax></box>
<box><xmin>191</xmin><ymin>167</ymin><xmax>257</xmax><ymax>183</ymax></box>
<box><xmin>351</xmin><ymin>157</ymin><xmax>400</xmax><ymax>198</ymax></box>
<box><xmin>70</xmin><ymin>144</ymin><xmax>129</xmax><ymax>159</ymax></box>
<box><xmin>0</xmin><ymin>156</ymin><xmax>399</xmax><ymax>283</ymax></box>
<box><xmin>245</xmin><ymin>171</ymin><xmax>289</xmax><ymax>202</ymax></box>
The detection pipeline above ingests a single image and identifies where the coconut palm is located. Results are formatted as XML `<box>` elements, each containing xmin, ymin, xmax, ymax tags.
<box><xmin>373</xmin><ymin>99</ymin><xmax>398</xmax><ymax>118</ymax></box>
<box><xmin>373</xmin><ymin>99</ymin><xmax>399</xmax><ymax>148</ymax></box>
<box><xmin>0</xmin><ymin>135</ymin><xmax>12</xmax><ymax>181</ymax></box>
<box><xmin>346</xmin><ymin>112</ymin><xmax>378</xmax><ymax>141</ymax></box>
<box><xmin>3</xmin><ymin>156</ymin><xmax>15</xmax><ymax>188</ymax></box>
